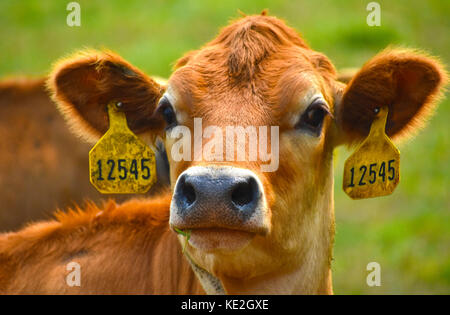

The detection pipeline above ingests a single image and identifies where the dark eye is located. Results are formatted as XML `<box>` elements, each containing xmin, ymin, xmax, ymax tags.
<box><xmin>295</xmin><ymin>102</ymin><xmax>330</xmax><ymax>136</ymax></box>
<box><xmin>157</xmin><ymin>97</ymin><xmax>177</xmax><ymax>129</ymax></box>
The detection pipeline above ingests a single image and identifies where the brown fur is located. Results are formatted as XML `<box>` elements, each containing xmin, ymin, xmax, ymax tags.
<box><xmin>0</xmin><ymin>77</ymin><xmax>104</xmax><ymax>232</ymax></box>
<box><xmin>0</xmin><ymin>77</ymin><xmax>169</xmax><ymax>232</ymax></box>
<box><xmin>338</xmin><ymin>48</ymin><xmax>448</xmax><ymax>145</ymax></box>
<box><xmin>0</xmin><ymin>193</ymin><xmax>203</xmax><ymax>294</ymax></box>
<box><xmin>1</xmin><ymin>13</ymin><xmax>447</xmax><ymax>294</ymax></box>
<box><xmin>47</xmin><ymin>50</ymin><xmax>166</xmax><ymax>144</ymax></box>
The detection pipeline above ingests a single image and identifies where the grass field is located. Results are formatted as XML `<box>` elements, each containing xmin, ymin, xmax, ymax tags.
<box><xmin>1</xmin><ymin>0</ymin><xmax>448</xmax><ymax>294</ymax></box>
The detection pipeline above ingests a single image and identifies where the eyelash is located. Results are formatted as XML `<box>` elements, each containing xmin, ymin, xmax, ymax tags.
<box><xmin>295</xmin><ymin>101</ymin><xmax>331</xmax><ymax>136</ymax></box>
<box><xmin>157</xmin><ymin>97</ymin><xmax>178</xmax><ymax>129</ymax></box>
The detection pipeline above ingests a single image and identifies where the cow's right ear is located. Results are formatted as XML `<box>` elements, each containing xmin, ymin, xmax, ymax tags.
<box><xmin>47</xmin><ymin>50</ymin><xmax>165</xmax><ymax>143</ymax></box>
<box><xmin>334</xmin><ymin>48</ymin><xmax>447</xmax><ymax>146</ymax></box>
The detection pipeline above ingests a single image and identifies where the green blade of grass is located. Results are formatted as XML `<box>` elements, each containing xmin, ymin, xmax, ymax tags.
<box><xmin>174</xmin><ymin>227</ymin><xmax>191</xmax><ymax>253</ymax></box>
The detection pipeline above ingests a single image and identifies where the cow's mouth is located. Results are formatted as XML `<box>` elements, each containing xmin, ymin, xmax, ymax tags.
<box><xmin>181</xmin><ymin>227</ymin><xmax>255</xmax><ymax>252</ymax></box>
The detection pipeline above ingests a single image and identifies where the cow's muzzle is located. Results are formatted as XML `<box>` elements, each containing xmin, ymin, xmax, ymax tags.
<box><xmin>170</xmin><ymin>166</ymin><xmax>270</xmax><ymax>249</ymax></box>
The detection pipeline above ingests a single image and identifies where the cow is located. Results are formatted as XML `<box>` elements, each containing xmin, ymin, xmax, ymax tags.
<box><xmin>0</xmin><ymin>77</ymin><xmax>170</xmax><ymax>232</ymax></box>
<box><xmin>0</xmin><ymin>13</ymin><xmax>447</xmax><ymax>294</ymax></box>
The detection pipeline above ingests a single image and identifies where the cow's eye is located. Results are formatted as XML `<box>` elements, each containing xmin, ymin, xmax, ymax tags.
<box><xmin>157</xmin><ymin>97</ymin><xmax>177</xmax><ymax>129</ymax></box>
<box><xmin>295</xmin><ymin>101</ymin><xmax>330</xmax><ymax>136</ymax></box>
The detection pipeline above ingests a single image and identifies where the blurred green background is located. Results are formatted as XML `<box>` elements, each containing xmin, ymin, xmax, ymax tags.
<box><xmin>0</xmin><ymin>0</ymin><xmax>448</xmax><ymax>294</ymax></box>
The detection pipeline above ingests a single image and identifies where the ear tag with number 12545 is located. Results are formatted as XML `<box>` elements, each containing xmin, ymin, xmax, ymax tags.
<box><xmin>89</xmin><ymin>102</ymin><xmax>157</xmax><ymax>194</ymax></box>
<box><xmin>343</xmin><ymin>106</ymin><xmax>400</xmax><ymax>199</ymax></box>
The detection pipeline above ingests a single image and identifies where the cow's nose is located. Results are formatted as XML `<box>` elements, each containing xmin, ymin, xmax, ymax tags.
<box><xmin>176</xmin><ymin>172</ymin><xmax>259</xmax><ymax>213</ymax></box>
<box><xmin>170</xmin><ymin>166</ymin><xmax>269</xmax><ymax>234</ymax></box>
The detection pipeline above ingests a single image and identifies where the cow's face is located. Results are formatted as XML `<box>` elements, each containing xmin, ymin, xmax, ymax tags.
<box><xmin>161</xmin><ymin>30</ymin><xmax>339</xmax><ymax>278</ymax></box>
<box><xmin>49</xmin><ymin>15</ymin><xmax>446</xmax><ymax>286</ymax></box>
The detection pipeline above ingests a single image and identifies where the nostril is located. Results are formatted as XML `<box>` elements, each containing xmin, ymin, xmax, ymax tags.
<box><xmin>177</xmin><ymin>175</ymin><xmax>197</xmax><ymax>208</ymax></box>
<box><xmin>231</xmin><ymin>177</ymin><xmax>257</xmax><ymax>208</ymax></box>
<box><xmin>183</xmin><ymin>181</ymin><xmax>196</xmax><ymax>206</ymax></box>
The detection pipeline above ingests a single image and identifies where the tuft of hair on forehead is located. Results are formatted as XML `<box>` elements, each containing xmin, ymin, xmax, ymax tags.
<box><xmin>212</xmin><ymin>14</ymin><xmax>310</xmax><ymax>81</ymax></box>
<box><xmin>174</xmin><ymin>14</ymin><xmax>312</xmax><ymax>81</ymax></box>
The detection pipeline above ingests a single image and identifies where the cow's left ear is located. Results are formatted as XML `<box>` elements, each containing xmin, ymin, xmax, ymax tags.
<box><xmin>335</xmin><ymin>48</ymin><xmax>447</xmax><ymax>145</ymax></box>
<box><xmin>47</xmin><ymin>50</ymin><xmax>166</xmax><ymax>144</ymax></box>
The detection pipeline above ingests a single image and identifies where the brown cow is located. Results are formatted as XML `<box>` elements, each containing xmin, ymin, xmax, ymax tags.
<box><xmin>0</xmin><ymin>194</ymin><xmax>203</xmax><ymax>294</ymax></box>
<box><xmin>0</xmin><ymin>78</ymin><xmax>170</xmax><ymax>232</ymax></box>
<box><xmin>0</xmin><ymin>13</ymin><xmax>447</xmax><ymax>294</ymax></box>
<box><xmin>0</xmin><ymin>77</ymin><xmax>101</xmax><ymax>232</ymax></box>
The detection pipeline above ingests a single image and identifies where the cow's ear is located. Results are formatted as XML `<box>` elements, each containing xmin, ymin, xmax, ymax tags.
<box><xmin>47</xmin><ymin>50</ymin><xmax>165</xmax><ymax>143</ymax></box>
<box><xmin>335</xmin><ymin>48</ymin><xmax>447</xmax><ymax>145</ymax></box>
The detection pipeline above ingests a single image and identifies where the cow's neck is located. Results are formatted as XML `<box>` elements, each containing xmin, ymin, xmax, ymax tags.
<box><xmin>181</xmin><ymin>155</ymin><xmax>336</xmax><ymax>294</ymax></box>
<box><xmin>219</xmin><ymin>264</ymin><xmax>332</xmax><ymax>295</ymax></box>
<box><xmin>219</xmin><ymin>209</ymin><xmax>334</xmax><ymax>294</ymax></box>
<box><xmin>185</xmin><ymin>253</ymin><xmax>226</xmax><ymax>295</ymax></box>
<box><xmin>186</xmin><ymin>187</ymin><xmax>335</xmax><ymax>295</ymax></box>
<box><xmin>196</xmin><ymin>160</ymin><xmax>335</xmax><ymax>294</ymax></box>
<box><xmin>188</xmin><ymin>223</ymin><xmax>334</xmax><ymax>294</ymax></box>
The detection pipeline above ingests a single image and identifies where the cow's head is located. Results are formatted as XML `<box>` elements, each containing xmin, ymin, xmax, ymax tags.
<box><xmin>48</xmin><ymin>14</ymin><xmax>446</xmax><ymax>293</ymax></box>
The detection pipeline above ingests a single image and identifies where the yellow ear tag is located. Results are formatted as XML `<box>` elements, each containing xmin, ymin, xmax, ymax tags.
<box><xmin>89</xmin><ymin>102</ymin><xmax>157</xmax><ymax>194</ymax></box>
<box><xmin>343</xmin><ymin>107</ymin><xmax>400</xmax><ymax>199</ymax></box>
